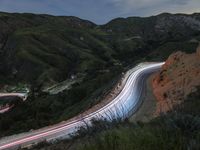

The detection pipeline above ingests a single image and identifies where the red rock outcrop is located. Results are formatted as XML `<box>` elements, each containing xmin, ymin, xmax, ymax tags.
<box><xmin>152</xmin><ymin>46</ymin><xmax>200</xmax><ymax>115</ymax></box>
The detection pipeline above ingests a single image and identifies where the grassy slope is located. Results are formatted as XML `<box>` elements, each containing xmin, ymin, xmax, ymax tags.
<box><xmin>0</xmin><ymin>12</ymin><xmax>114</xmax><ymax>84</ymax></box>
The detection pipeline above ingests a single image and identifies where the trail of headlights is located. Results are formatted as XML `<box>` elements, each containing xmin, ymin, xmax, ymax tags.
<box><xmin>0</xmin><ymin>62</ymin><xmax>164</xmax><ymax>150</ymax></box>
<box><xmin>0</xmin><ymin>93</ymin><xmax>27</xmax><ymax>101</ymax></box>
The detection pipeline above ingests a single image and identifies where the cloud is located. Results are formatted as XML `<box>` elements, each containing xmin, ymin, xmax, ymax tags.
<box><xmin>108</xmin><ymin>0</ymin><xmax>199</xmax><ymax>18</ymax></box>
<box><xmin>110</xmin><ymin>0</ymin><xmax>192</xmax><ymax>14</ymax></box>
<box><xmin>0</xmin><ymin>0</ymin><xmax>68</xmax><ymax>14</ymax></box>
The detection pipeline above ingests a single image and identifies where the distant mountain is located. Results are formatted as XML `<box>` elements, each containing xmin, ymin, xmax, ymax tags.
<box><xmin>104</xmin><ymin>13</ymin><xmax>200</xmax><ymax>38</ymax></box>
<box><xmin>0</xmin><ymin>12</ymin><xmax>199</xmax><ymax>86</ymax></box>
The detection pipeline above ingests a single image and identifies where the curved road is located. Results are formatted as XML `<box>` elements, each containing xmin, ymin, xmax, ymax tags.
<box><xmin>0</xmin><ymin>93</ymin><xmax>28</xmax><ymax>101</ymax></box>
<box><xmin>0</xmin><ymin>62</ymin><xmax>164</xmax><ymax>150</ymax></box>
<box><xmin>0</xmin><ymin>93</ymin><xmax>28</xmax><ymax>113</ymax></box>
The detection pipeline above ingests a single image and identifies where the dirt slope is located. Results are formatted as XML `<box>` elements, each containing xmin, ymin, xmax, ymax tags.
<box><xmin>152</xmin><ymin>45</ymin><xmax>200</xmax><ymax>115</ymax></box>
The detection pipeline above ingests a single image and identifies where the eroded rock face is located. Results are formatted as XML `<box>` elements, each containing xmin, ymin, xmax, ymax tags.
<box><xmin>152</xmin><ymin>46</ymin><xmax>200</xmax><ymax>115</ymax></box>
<box><xmin>197</xmin><ymin>44</ymin><xmax>200</xmax><ymax>57</ymax></box>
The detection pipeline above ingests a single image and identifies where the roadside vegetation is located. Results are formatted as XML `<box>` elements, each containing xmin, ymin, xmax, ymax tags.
<box><xmin>77</xmin><ymin>89</ymin><xmax>200</xmax><ymax>150</ymax></box>
<box><xmin>0</xmin><ymin>97</ymin><xmax>21</xmax><ymax>106</ymax></box>
<box><xmin>27</xmin><ymin>87</ymin><xmax>200</xmax><ymax>150</ymax></box>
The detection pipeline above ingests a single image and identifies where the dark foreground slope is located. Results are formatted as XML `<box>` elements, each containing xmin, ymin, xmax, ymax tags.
<box><xmin>27</xmin><ymin>88</ymin><xmax>200</xmax><ymax>150</ymax></box>
<box><xmin>0</xmin><ymin>12</ymin><xmax>200</xmax><ymax>137</ymax></box>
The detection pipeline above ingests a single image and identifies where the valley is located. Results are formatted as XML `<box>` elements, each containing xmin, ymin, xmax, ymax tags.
<box><xmin>0</xmin><ymin>12</ymin><xmax>200</xmax><ymax>150</ymax></box>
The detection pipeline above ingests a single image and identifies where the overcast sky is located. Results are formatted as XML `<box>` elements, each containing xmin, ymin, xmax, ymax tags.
<box><xmin>0</xmin><ymin>0</ymin><xmax>199</xmax><ymax>24</ymax></box>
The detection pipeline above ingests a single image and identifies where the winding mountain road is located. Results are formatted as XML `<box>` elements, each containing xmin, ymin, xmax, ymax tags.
<box><xmin>0</xmin><ymin>62</ymin><xmax>164</xmax><ymax>150</ymax></box>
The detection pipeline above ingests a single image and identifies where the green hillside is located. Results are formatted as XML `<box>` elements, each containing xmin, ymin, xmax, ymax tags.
<box><xmin>1</xmin><ymin>12</ymin><xmax>200</xmax><ymax>85</ymax></box>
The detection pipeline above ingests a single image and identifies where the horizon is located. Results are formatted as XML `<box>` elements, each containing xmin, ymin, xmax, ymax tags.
<box><xmin>0</xmin><ymin>0</ymin><xmax>200</xmax><ymax>24</ymax></box>
<box><xmin>0</xmin><ymin>10</ymin><xmax>199</xmax><ymax>25</ymax></box>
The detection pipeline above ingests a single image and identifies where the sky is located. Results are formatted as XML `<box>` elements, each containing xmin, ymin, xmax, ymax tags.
<box><xmin>0</xmin><ymin>0</ymin><xmax>199</xmax><ymax>24</ymax></box>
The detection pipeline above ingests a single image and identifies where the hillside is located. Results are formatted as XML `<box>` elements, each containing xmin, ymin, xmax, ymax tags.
<box><xmin>0</xmin><ymin>12</ymin><xmax>200</xmax><ymax>86</ymax></box>
<box><xmin>0</xmin><ymin>12</ymin><xmax>200</xmax><ymax>137</ymax></box>
<box><xmin>0</xmin><ymin>12</ymin><xmax>113</xmax><ymax>86</ymax></box>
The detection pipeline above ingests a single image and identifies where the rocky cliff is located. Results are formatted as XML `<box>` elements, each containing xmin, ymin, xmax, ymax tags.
<box><xmin>152</xmin><ymin>46</ymin><xmax>200</xmax><ymax>115</ymax></box>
